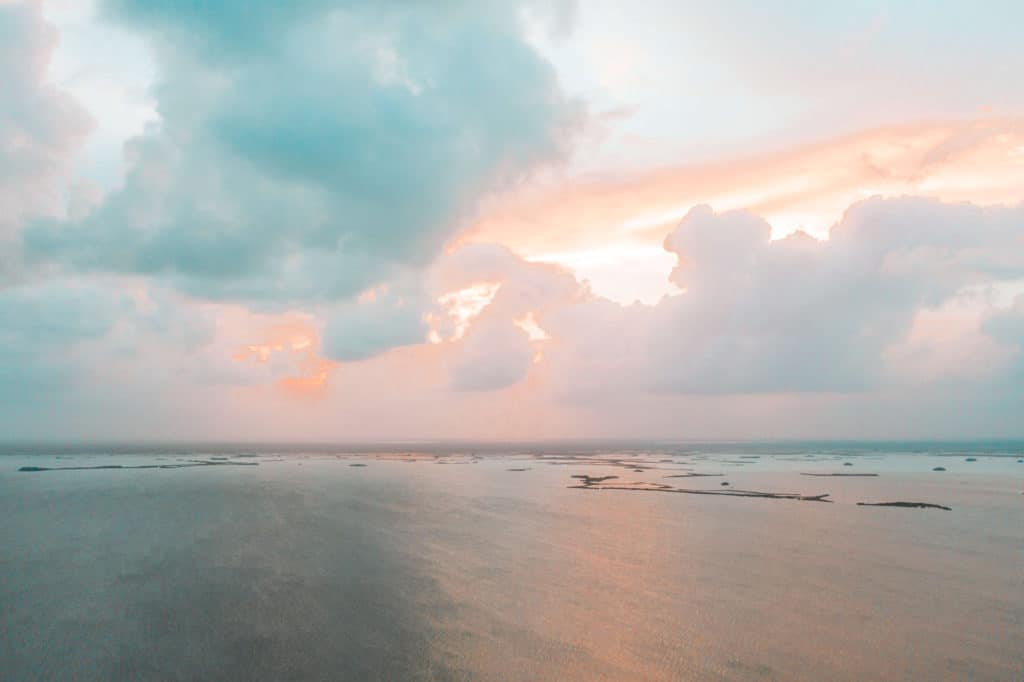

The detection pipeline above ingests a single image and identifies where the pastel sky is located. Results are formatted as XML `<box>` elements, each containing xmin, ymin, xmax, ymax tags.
<box><xmin>2</xmin><ymin>0</ymin><xmax>1024</xmax><ymax>440</ymax></box>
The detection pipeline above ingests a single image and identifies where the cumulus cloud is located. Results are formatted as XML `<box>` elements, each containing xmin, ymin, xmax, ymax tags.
<box><xmin>540</xmin><ymin>197</ymin><xmax>1024</xmax><ymax>399</ymax></box>
<box><xmin>323</xmin><ymin>284</ymin><xmax>429</xmax><ymax>362</ymax></box>
<box><xmin>3</xmin><ymin>2</ymin><xmax>1023</xmax><ymax>440</ymax></box>
<box><xmin>0</xmin><ymin>1</ymin><xmax>91</xmax><ymax>252</ymax></box>
<box><xmin>432</xmin><ymin>244</ymin><xmax>581</xmax><ymax>389</ymax></box>
<box><xmin>320</xmin><ymin>194</ymin><xmax>1024</xmax><ymax>403</ymax></box>
<box><xmin>318</xmin><ymin>243</ymin><xmax>580</xmax><ymax>384</ymax></box>
<box><xmin>468</xmin><ymin>118</ymin><xmax>1024</xmax><ymax>304</ymax></box>
<box><xmin>23</xmin><ymin>0</ymin><xmax>581</xmax><ymax>305</ymax></box>
<box><xmin>449</xmin><ymin>319</ymin><xmax>534</xmax><ymax>391</ymax></box>
<box><xmin>437</xmin><ymin>243</ymin><xmax>584</xmax><ymax>315</ymax></box>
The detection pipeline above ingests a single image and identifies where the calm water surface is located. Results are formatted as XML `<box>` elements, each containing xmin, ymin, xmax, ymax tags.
<box><xmin>2</xmin><ymin>443</ymin><xmax>1022</xmax><ymax>680</ymax></box>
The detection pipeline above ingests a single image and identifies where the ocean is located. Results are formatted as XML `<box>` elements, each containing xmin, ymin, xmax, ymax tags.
<box><xmin>2</xmin><ymin>441</ymin><xmax>1022</xmax><ymax>680</ymax></box>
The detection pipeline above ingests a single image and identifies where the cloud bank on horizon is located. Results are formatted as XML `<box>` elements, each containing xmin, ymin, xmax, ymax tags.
<box><xmin>1</xmin><ymin>0</ymin><xmax>1023</xmax><ymax>440</ymax></box>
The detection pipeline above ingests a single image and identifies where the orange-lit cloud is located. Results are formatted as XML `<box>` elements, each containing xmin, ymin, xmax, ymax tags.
<box><xmin>278</xmin><ymin>357</ymin><xmax>336</xmax><ymax>396</ymax></box>
<box><xmin>233</xmin><ymin>319</ymin><xmax>338</xmax><ymax>397</ymax></box>
<box><xmin>435</xmin><ymin>282</ymin><xmax>501</xmax><ymax>340</ymax></box>
<box><xmin>514</xmin><ymin>311</ymin><xmax>550</xmax><ymax>342</ymax></box>
<box><xmin>466</xmin><ymin>117</ymin><xmax>1024</xmax><ymax>303</ymax></box>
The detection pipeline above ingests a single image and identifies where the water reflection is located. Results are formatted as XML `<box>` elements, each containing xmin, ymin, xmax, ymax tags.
<box><xmin>2</xmin><ymin>451</ymin><xmax>1022</xmax><ymax>680</ymax></box>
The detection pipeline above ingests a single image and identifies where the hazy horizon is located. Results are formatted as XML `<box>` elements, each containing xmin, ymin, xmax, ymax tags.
<box><xmin>4</xmin><ymin>437</ymin><xmax>1024</xmax><ymax>449</ymax></box>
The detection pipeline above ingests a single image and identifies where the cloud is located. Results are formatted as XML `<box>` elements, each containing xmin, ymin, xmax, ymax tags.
<box><xmin>466</xmin><ymin>118</ymin><xmax>1024</xmax><ymax>303</ymax></box>
<box><xmin>432</xmin><ymin>244</ymin><xmax>580</xmax><ymax>389</ymax></box>
<box><xmin>0</xmin><ymin>280</ymin><xmax>120</xmax><ymax>399</ymax></box>
<box><xmin>0</xmin><ymin>274</ymin><xmax>357</xmax><ymax>436</ymax></box>
<box><xmin>5</xmin><ymin>188</ymin><xmax>1023</xmax><ymax>439</ymax></box>
<box><xmin>318</xmin><ymin>242</ymin><xmax>579</xmax><ymax>373</ymax></box>
<box><xmin>23</xmin><ymin>0</ymin><xmax>582</xmax><ymax>305</ymax></box>
<box><xmin>449</xmin><ymin>319</ymin><xmax>533</xmax><ymax>391</ymax></box>
<box><xmin>540</xmin><ymin>197</ymin><xmax>1024</xmax><ymax>399</ymax></box>
<box><xmin>436</xmin><ymin>243</ymin><xmax>584</xmax><ymax>317</ymax></box>
<box><xmin>982</xmin><ymin>296</ymin><xmax>1024</xmax><ymax>380</ymax></box>
<box><xmin>0</xmin><ymin>276</ymin><xmax>219</xmax><ymax>410</ymax></box>
<box><xmin>323</xmin><ymin>285</ymin><xmax>428</xmax><ymax>362</ymax></box>
<box><xmin>318</xmin><ymin>194</ymin><xmax>1024</xmax><ymax>403</ymax></box>
<box><xmin>985</xmin><ymin>297</ymin><xmax>1024</xmax><ymax>342</ymax></box>
<box><xmin>3</xmin><ymin>2</ymin><xmax>1023</xmax><ymax>440</ymax></box>
<box><xmin>0</xmin><ymin>1</ymin><xmax>91</xmax><ymax>250</ymax></box>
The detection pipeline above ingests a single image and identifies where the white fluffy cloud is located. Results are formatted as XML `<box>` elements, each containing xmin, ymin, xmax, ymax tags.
<box><xmin>449</xmin><ymin>319</ymin><xmax>534</xmax><ymax>391</ymax></box>
<box><xmin>540</xmin><ymin>198</ymin><xmax>1024</xmax><ymax>400</ymax></box>
<box><xmin>200</xmin><ymin>196</ymin><xmax>1024</xmax><ymax>433</ymax></box>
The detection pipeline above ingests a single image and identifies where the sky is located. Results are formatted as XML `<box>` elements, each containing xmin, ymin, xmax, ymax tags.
<box><xmin>2</xmin><ymin>0</ymin><xmax>1023</xmax><ymax>441</ymax></box>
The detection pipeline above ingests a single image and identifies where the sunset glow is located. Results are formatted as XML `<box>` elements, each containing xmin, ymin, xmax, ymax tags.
<box><xmin>6</xmin><ymin>5</ymin><xmax>1024</xmax><ymax>680</ymax></box>
<box><xmin>437</xmin><ymin>283</ymin><xmax>502</xmax><ymax>341</ymax></box>
<box><xmin>2</xmin><ymin>0</ymin><xmax>1023</xmax><ymax>440</ymax></box>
